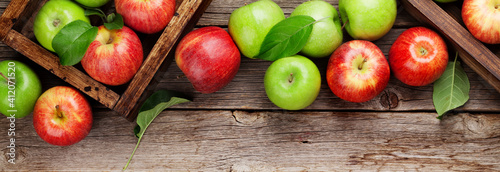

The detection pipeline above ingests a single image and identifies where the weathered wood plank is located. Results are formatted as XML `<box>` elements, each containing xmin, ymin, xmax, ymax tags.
<box><xmin>158</xmin><ymin>28</ymin><xmax>500</xmax><ymax>111</ymax></box>
<box><xmin>1</xmin><ymin>110</ymin><xmax>499</xmax><ymax>171</ymax></box>
<box><xmin>0</xmin><ymin>0</ymin><xmax>29</xmax><ymax>39</ymax></box>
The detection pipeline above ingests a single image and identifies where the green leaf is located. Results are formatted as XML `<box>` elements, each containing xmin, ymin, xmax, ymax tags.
<box><xmin>124</xmin><ymin>90</ymin><xmax>191</xmax><ymax>170</ymax></box>
<box><xmin>255</xmin><ymin>15</ymin><xmax>316</xmax><ymax>61</ymax></box>
<box><xmin>52</xmin><ymin>20</ymin><xmax>98</xmax><ymax>66</ymax></box>
<box><xmin>104</xmin><ymin>13</ymin><xmax>124</xmax><ymax>30</ymax></box>
<box><xmin>433</xmin><ymin>53</ymin><xmax>470</xmax><ymax>119</ymax></box>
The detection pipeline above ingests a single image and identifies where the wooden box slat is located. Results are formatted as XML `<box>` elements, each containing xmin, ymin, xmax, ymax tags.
<box><xmin>0</xmin><ymin>0</ymin><xmax>29</xmax><ymax>39</ymax></box>
<box><xmin>401</xmin><ymin>0</ymin><xmax>500</xmax><ymax>93</ymax></box>
<box><xmin>0</xmin><ymin>0</ymin><xmax>213</xmax><ymax>121</ymax></box>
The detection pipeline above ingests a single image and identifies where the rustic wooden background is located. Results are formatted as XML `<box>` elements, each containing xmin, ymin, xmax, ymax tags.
<box><xmin>1</xmin><ymin>0</ymin><xmax>500</xmax><ymax>171</ymax></box>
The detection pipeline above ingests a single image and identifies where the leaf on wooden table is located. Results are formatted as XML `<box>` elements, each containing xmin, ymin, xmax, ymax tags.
<box><xmin>255</xmin><ymin>15</ymin><xmax>316</xmax><ymax>61</ymax></box>
<box><xmin>433</xmin><ymin>53</ymin><xmax>470</xmax><ymax>119</ymax></box>
<box><xmin>124</xmin><ymin>90</ymin><xmax>191</xmax><ymax>170</ymax></box>
<box><xmin>52</xmin><ymin>20</ymin><xmax>97</xmax><ymax>66</ymax></box>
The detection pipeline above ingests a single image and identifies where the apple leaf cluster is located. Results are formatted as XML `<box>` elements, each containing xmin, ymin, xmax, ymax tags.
<box><xmin>124</xmin><ymin>90</ymin><xmax>192</xmax><ymax>170</ymax></box>
<box><xmin>433</xmin><ymin>54</ymin><xmax>470</xmax><ymax>119</ymax></box>
<box><xmin>52</xmin><ymin>10</ymin><xmax>124</xmax><ymax>66</ymax></box>
<box><xmin>52</xmin><ymin>21</ymin><xmax>98</xmax><ymax>66</ymax></box>
<box><xmin>84</xmin><ymin>8</ymin><xmax>125</xmax><ymax>30</ymax></box>
<box><xmin>255</xmin><ymin>15</ymin><xmax>316</xmax><ymax>61</ymax></box>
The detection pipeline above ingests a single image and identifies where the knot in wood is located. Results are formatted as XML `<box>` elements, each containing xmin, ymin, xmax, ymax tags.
<box><xmin>380</xmin><ymin>91</ymin><xmax>399</xmax><ymax>109</ymax></box>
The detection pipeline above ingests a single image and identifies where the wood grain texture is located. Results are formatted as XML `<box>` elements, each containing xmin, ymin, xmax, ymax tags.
<box><xmin>0</xmin><ymin>0</ymin><xmax>29</xmax><ymax>39</ymax></box>
<box><xmin>401</xmin><ymin>0</ymin><xmax>500</xmax><ymax>93</ymax></box>
<box><xmin>1</xmin><ymin>110</ymin><xmax>499</xmax><ymax>171</ymax></box>
<box><xmin>113</xmin><ymin>0</ymin><xmax>209</xmax><ymax>121</ymax></box>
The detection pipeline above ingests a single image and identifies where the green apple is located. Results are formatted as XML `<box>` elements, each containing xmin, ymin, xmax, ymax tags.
<box><xmin>0</xmin><ymin>60</ymin><xmax>42</xmax><ymax>118</ymax></box>
<box><xmin>264</xmin><ymin>55</ymin><xmax>321</xmax><ymax>110</ymax></box>
<box><xmin>75</xmin><ymin>0</ymin><xmax>111</xmax><ymax>7</ymax></box>
<box><xmin>33</xmin><ymin>0</ymin><xmax>90</xmax><ymax>52</ymax></box>
<box><xmin>228</xmin><ymin>0</ymin><xmax>285</xmax><ymax>58</ymax></box>
<box><xmin>291</xmin><ymin>0</ymin><xmax>343</xmax><ymax>58</ymax></box>
<box><xmin>339</xmin><ymin>0</ymin><xmax>397</xmax><ymax>41</ymax></box>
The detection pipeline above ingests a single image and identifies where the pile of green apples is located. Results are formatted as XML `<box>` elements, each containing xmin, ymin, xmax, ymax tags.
<box><xmin>176</xmin><ymin>0</ymin><xmax>450</xmax><ymax>111</ymax></box>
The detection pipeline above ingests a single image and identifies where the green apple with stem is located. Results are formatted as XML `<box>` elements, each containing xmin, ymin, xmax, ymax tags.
<box><xmin>0</xmin><ymin>60</ymin><xmax>42</xmax><ymax>118</ymax></box>
<box><xmin>264</xmin><ymin>55</ymin><xmax>321</xmax><ymax>110</ymax></box>
<box><xmin>339</xmin><ymin>0</ymin><xmax>397</xmax><ymax>41</ymax></box>
<box><xmin>291</xmin><ymin>0</ymin><xmax>343</xmax><ymax>58</ymax></box>
<box><xmin>33</xmin><ymin>0</ymin><xmax>90</xmax><ymax>52</ymax></box>
<box><xmin>75</xmin><ymin>0</ymin><xmax>111</xmax><ymax>7</ymax></box>
<box><xmin>228</xmin><ymin>0</ymin><xmax>285</xmax><ymax>58</ymax></box>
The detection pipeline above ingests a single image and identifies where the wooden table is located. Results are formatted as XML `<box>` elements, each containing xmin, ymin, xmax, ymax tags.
<box><xmin>1</xmin><ymin>0</ymin><xmax>500</xmax><ymax>171</ymax></box>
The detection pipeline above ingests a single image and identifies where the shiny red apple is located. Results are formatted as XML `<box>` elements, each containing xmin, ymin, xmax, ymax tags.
<box><xmin>462</xmin><ymin>0</ymin><xmax>500</xmax><ymax>44</ymax></box>
<box><xmin>115</xmin><ymin>0</ymin><xmax>176</xmax><ymax>34</ymax></box>
<box><xmin>389</xmin><ymin>27</ymin><xmax>448</xmax><ymax>86</ymax></box>
<box><xmin>175</xmin><ymin>26</ymin><xmax>241</xmax><ymax>94</ymax></box>
<box><xmin>327</xmin><ymin>40</ymin><xmax>390</xmax><ymax>103</ymax></box>
<box><xmin>33</xmin><ymin>86</ymin><xmax>93</xmax><ymax>146</ymax></box>
<box><xmin>81</xmin><ymin>25</ymin><xmax>143</xmax><ymax>86</ymax></box>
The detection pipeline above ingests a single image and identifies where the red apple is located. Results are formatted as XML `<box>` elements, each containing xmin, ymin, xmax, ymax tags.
<box><xmin>115</xmin><ymin>0</ymin><xmax>176</xmax><ymax>34</ymax></box>
<box><xmin>33</xmin><ymin>86</ymin><xmax>92</xmax><ymax>146</ymax></box>
<box><xmin>462</xmin><ymin>0</ymin><xmax>500</xmax><ymax>44</ymax></box>
<box><xmin>327</xmin><ymin>40</ymin><xmax>390</xmax><ymax>103</ymax></box>
<box><xmin>389</xmin><ymin>27</ymin><xmax>448</xmax><ymax>86</ymax></box>
<box><xmin>175</xmin><ymin>26</ymin><xmax>241</xmax><ymax>94</ymax></box>
<box><xmin>81</xmin><ymin>25</ymin><xmax>143</xmax><ymax>86</ymax></box>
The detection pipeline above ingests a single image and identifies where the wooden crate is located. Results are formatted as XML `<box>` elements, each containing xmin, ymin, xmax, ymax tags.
<box><xmin>401</xmin><ymin>0</ymin><xmax>500</xmax><ymax>93</ymax></box>
<box><xmin>0</xmin><ymin>0</ymin><xmax>213</xmax><ymax>121</ymax></box>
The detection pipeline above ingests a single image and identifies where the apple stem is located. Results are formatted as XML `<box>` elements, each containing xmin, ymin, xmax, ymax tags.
<box><xmin>107</xmin><ymin>37</ymin><xmax>113</xmax><ymax>44</ymax></box>
<box><xmin>0</xmin><ymin>72</ymin><xmax>8</xmax><ymax>81</ymax></box>
<box><xmin>288</xmin><ymin>73</ymin><xmax>294</xmax><ymax>83</ymax></box>
<box><xmin>420</xmin><ymin>47</ymin><xmax>428</xmax><ymax>56</ymax></box>
<box><xmin>55</xmin><ymin>105</ymin><xmax>63</xmax><ymax>118</ymax></box>
<box><xmin>53</xmin><ymin>19</ymin><xmax>61</xmax><ymax>27</ymax></box>
<box><xmin>341</xmin><ymin>19</ymin><xmax>349</xmax><ymax>31</ymax></box>
<box><xmin>358</xmin><ymin>59</ymin><xmax>367</xmax><ymax>70</ymax></box>
<box><xmin>94</xmin><ymin>8</ymin><xmax>108</xmax><ymax>24</ymax></box>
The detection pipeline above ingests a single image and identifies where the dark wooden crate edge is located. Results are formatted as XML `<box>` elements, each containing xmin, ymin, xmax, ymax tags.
<box><xmin>401</xmin><ymin>0</ymin><xmax>500</xmax><ymax>93</ymax></box>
